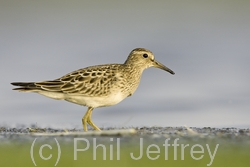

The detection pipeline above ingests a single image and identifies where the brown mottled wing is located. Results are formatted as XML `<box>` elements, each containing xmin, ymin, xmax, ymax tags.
<box><xmin>35</xmin><ymin>64</ymin><xmax>122</xmax><ymax>96</ymax></box>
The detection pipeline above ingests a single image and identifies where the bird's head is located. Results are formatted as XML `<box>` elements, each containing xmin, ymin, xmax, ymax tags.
<box><xmin>125</xmin><ymin>48</ymin><xmax>175</xmax><ymax>75</ymax></box>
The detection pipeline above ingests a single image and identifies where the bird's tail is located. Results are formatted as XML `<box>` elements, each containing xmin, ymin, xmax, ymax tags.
<box><xmin>11</xmin><ymin>80</ymin><xmax>65</xmax><ymax>92</ymax></box>
<box><xmin>11</xmin><ymin>82</ymin><xmax>41</xmax><ymax>92</ymax></box>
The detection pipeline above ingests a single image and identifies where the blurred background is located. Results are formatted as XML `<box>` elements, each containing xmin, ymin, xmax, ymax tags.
<box><xmin>1</xmin><ymin>0</ymin><xmax>249</xmax><ymax>129</ymax></box>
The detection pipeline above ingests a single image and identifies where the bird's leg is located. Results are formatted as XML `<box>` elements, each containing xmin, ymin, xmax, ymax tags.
<box><xmin>87</xmin><ymin>108</ymin><xmax>101</xmax><ymax>131</ymax></box>
<box><xmin>82</xmin><ymin>107</ymin><xmax>92</xmax><ymax>131</ymax></box>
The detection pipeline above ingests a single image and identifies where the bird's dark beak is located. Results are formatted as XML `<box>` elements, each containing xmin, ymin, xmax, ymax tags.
<box><xmin>153</xmin><ymin>59</ymin><xmax>175</xmax><ymax>75</ymax></box>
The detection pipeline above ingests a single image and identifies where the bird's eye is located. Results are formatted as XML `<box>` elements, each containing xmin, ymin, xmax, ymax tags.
<box><xmin>143</xmin><ymin>54</ymin><xmax>148</xmax><ymax>58</ymax></box>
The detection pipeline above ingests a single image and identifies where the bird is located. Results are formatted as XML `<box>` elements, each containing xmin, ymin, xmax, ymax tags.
<box><xmin>11</xmin><ymin>48</ymin><xmax>175</xmax><ymax>131</ymax></box>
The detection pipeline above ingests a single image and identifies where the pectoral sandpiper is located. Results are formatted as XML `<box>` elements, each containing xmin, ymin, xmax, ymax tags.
<box><xmin>11</xmin><ymin>48</ymin><xmax>175</xmax><ymax>131</ymax></box>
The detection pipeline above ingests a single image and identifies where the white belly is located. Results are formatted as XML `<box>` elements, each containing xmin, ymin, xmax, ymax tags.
<box><xmin>64</xmin><ymin>91</ymin><xmax>127</xmax><ymax>108</ymax></box>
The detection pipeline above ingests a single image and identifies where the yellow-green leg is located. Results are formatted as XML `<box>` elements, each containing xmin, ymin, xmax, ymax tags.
<box><xmin>82</xmin><ymin>107</ymin><xmax>92</xmax><ymax>131</ymax></box>
<box><xmin>82</xmin><ymin>107</ymin><xmax>101</xmax><ymax>131</ymax></box>
<box><xmin>87</xmin><ymin>109</ymin><xmax>101</xmax><ymax>131</ymax></box>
